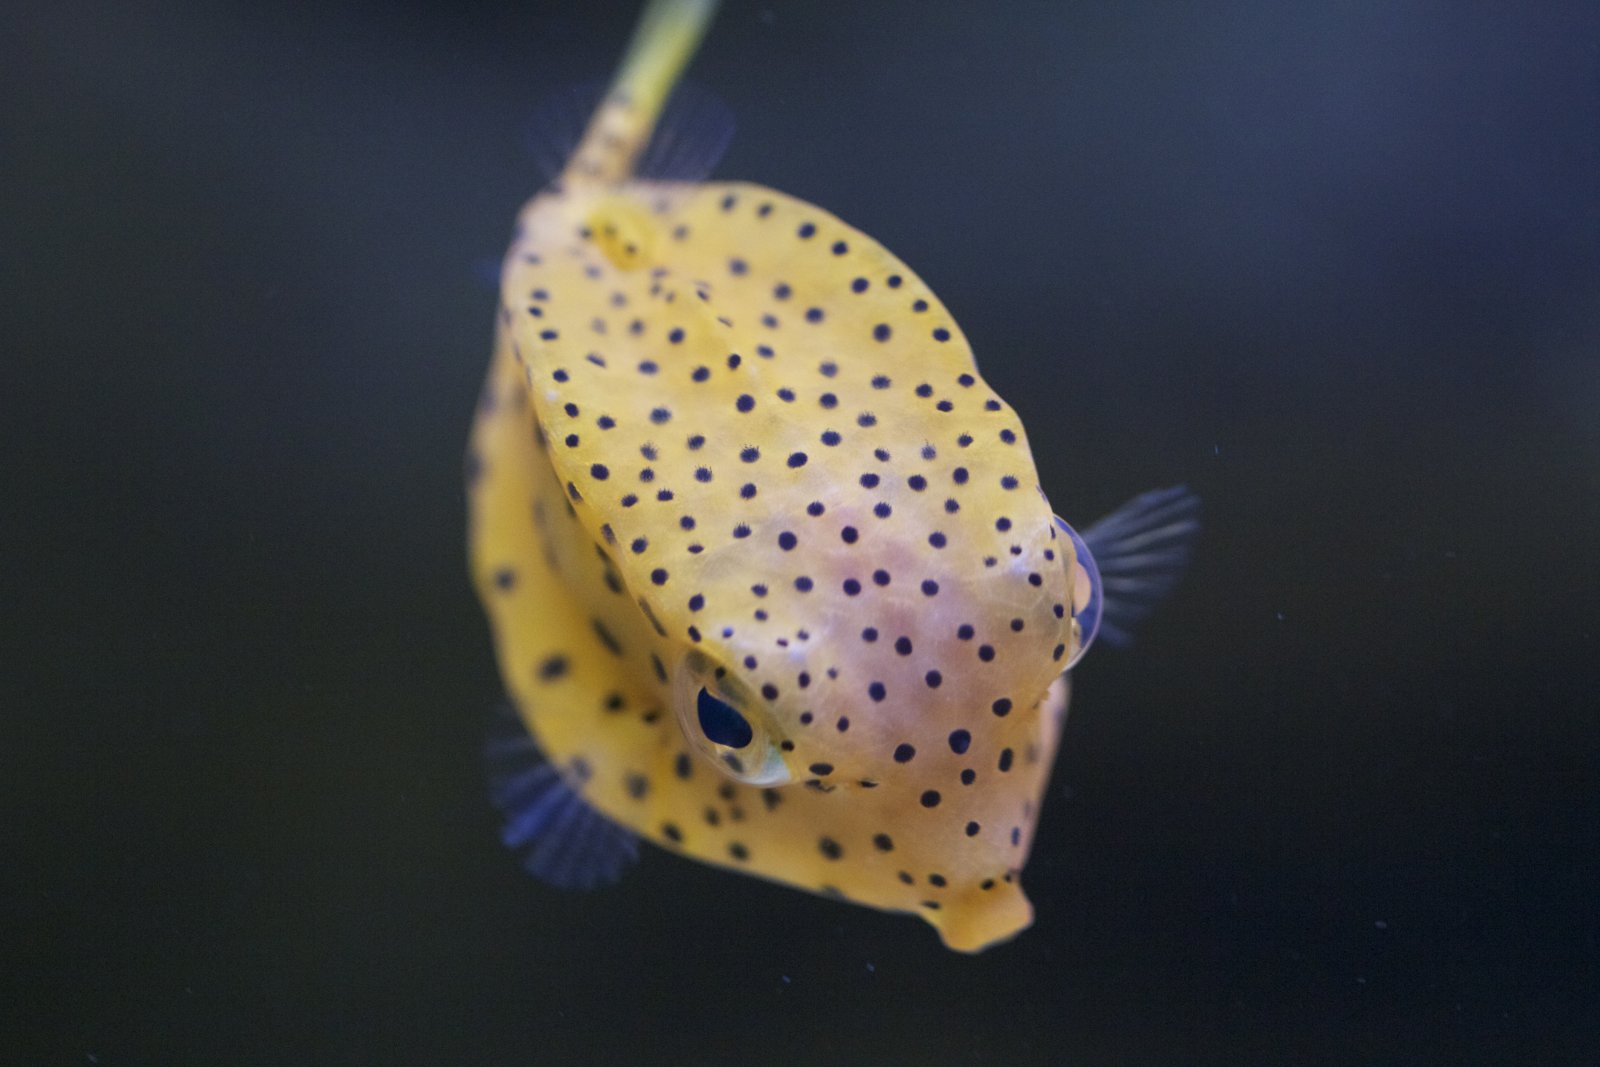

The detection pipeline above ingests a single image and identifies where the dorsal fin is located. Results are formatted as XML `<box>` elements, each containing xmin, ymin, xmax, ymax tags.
<box><xmin>526</xmin><ymin>78</ymin><xmax>735</xmax><ymax>189</ymax></box>
<box><xmin>564</xmin><ymin>0</ymin><xmax>721</xmax><ymax>187</ymax></box>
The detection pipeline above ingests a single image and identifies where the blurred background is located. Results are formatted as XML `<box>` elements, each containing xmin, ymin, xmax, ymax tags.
<box><xmin>5</xmin><ymin>0</ymin><xmax>1597</xmax><ymax>1062</ymax></box>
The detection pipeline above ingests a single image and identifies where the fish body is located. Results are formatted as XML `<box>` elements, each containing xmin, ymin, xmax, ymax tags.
<box><xmin>467</xmin><ymin>0</ymin><xmax>1195</xmax><ymax>952</ymax></box>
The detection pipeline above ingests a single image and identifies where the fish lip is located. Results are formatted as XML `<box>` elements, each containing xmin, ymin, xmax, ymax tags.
<box><xmin>927</xmin><ymin>878</ymin><xmax>1035</xmax><ymax>954</ymax></box>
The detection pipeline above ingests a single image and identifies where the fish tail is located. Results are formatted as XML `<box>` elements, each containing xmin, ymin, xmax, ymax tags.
<box><xmin>565</xmin><ymin>0</ymin><xmax>721</xmax><ymax>186</ymax></box>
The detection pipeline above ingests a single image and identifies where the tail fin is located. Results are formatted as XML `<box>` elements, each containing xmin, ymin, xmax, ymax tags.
<box><xmin>564</xmin><ymin>0</ymin><xmax>721</xmax><ymax>186</ymax></box>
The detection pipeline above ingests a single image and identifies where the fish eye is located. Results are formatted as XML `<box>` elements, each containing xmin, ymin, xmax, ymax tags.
<box><xmin>696</xmin><ymin>687</ymin><xmax>753</xmax><ymax>748</ymax></box>
<box><xmin>672</xmin><ymin>651</ymin><xmax>793</xmax><ymax>786</ymax></box>
<box><xmin>1053</xmin><ymin>515</ymin><xmax>1103</xmax><ymax>670</ymax></box>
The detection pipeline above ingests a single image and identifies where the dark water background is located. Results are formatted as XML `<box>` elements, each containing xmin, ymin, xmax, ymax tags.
<box><xmin>6</xmin><ymin>1</ymin><xmax>1599</xmax><ymax>1062</ymax></box>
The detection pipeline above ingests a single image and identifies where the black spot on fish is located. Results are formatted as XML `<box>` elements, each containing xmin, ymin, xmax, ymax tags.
<box><xmin>592</xmin><ymin>619</ymin><xmax>623</xmax><ymax>656</ymax></box>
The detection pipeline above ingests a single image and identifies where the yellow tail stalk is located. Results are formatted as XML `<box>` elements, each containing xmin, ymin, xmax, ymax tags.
<box><xmin>564</xmin><ymin>0</ymin><xmax>721</xmax><ymax>186</ymax></box>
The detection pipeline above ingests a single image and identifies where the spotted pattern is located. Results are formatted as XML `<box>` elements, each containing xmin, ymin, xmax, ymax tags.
<box><xmin>470</xmin><ymin>147</ymin><xmax>1074</xmax><ymax>952</ymax></box>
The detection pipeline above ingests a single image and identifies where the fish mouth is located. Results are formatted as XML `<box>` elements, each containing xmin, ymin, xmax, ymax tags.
<box><xmin>926</xmin><ymin>876</ymin><xmax>1035</xmax><ymax>954</ymax></box>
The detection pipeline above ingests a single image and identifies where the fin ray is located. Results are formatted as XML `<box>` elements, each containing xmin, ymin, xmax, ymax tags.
<box><xmin>564</xmin><ymin>0</ymin><xmax>721</xmax><ymax>184</ymax></box>
<box><xmin>525</xmin><ymin>82</ymin><xmax>607</xmax><ymax>185</ymax></box>
<box><xmin>635</xmin><ymin>80</ymin><xmax>735</xmax><ymax>183</ymax></box>
<box><xmin>1081</xmin><ymin>485</ymin><xmax>1200</xmax><ymax>649</ymax></box>
<box><xmin>484</xmin><ymin>704</ymin><xmax>639</xmax><ymax>889</ymax></box>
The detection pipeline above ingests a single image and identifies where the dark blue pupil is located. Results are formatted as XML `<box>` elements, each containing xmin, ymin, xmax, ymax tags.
<box><xmin>696</xmin><ymin>688</ymin><xmax>753</xmax><ymax>748</ymax></box>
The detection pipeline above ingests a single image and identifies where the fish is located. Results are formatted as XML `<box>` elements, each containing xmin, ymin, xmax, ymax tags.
<box><xmin>465</xmin><ymin>0</ymin><xmax>1200</xmax><ymax>952</ymax></box>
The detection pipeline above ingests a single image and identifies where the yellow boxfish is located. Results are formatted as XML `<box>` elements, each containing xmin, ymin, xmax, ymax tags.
<box><xmin>466</xmin><ymin>0</ymin><xmax>1199</xmax><ymax>952</ymax></box>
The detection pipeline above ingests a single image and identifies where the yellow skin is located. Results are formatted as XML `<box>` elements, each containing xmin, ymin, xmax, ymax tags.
<box><xmin>467</xmin><ymin>0</ymin><xmax>1083</xmax><ymax>952</ymax></box>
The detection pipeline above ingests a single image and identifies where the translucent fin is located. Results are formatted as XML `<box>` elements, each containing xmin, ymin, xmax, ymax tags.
<box><xmin>1078</xmin><ymin>485</ymin><xmax>1201</xmax><ymax>648</ymax></box>
<box><xmin>634</xmin><ymin>80</ymin><xmax>734</xmax><ymax>183</ymax></box>
<box><xmin>526</xmin><ymin>79</ymin><xmax>733</xmax><ymax>187</ymax></box>
<box><xmin>562</xmin><ymin>0</ymin><xmax>721</xmax><ymax>184</ymax></box>
<box><xmin>525</xmin><ymin>81</ymin><xmax>607</xmax><ymax>185</ymax></box>
<box><xmin>472</xmin><ymin>256</ymin><xmax>503</xmax><ymax>290</ymax></box>
<box><xmin>484</xmin><ymin>704</ymin><xmax>639</xmax><ymax>889</ymax></box>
